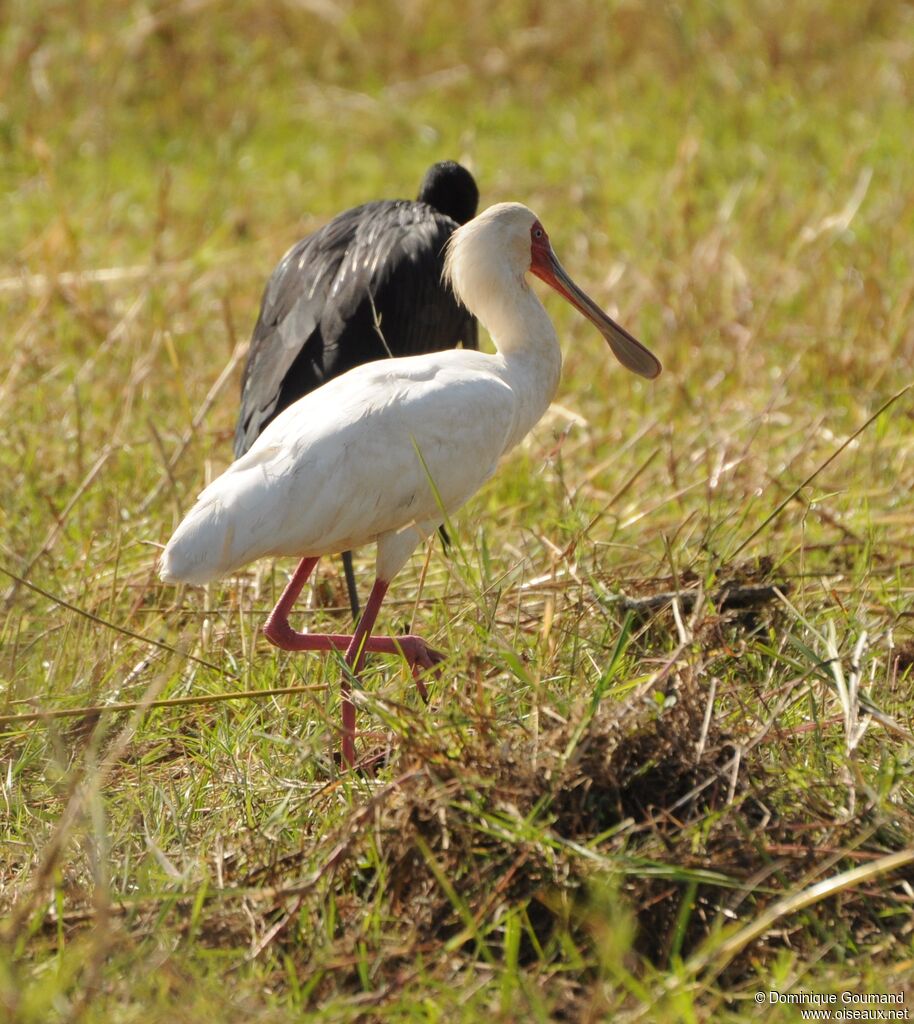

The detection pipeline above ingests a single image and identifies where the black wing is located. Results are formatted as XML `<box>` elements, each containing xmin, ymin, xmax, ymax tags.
<box><xmin>234</xmin><ymin>200</ymin><xmax>476</xmax><ymax>457</ymax></box>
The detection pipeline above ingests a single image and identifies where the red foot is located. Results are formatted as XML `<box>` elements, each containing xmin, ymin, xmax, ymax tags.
<box><xmin>391</xmin><ymin>635</ymin><xmax>445</xmax><ymax>702</ymax></box>
<box><xmin>337</xmin><ymin>730</ymin><xmax>395</xmax><ymax>775</ymax></box>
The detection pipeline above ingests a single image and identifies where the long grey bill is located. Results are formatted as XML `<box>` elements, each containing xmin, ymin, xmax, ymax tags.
<box><xmin>549</xmin><ymin>254</ymin><xmax>662</xmax><ymax>380</ymax></box>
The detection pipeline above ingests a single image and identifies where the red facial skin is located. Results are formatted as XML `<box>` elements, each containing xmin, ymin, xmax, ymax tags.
<box><xmin>529</xmin><ymin>220</ymin><xmax>553</xmax><ymax>282</ymax></box>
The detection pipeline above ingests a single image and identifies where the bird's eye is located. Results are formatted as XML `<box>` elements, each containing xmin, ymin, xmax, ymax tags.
<box><xmin>533</xmin><ymin>227</ymin><xmax>543</xmax><ymax>239</ymax></box>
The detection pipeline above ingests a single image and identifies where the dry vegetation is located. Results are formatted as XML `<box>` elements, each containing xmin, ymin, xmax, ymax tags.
<box><xmin>2</xmin><ymin>0</ymin><xmax>914</xmax><ymax>1020</ymax></box>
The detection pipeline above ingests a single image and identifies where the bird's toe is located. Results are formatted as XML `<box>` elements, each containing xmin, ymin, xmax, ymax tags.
<box><xmin>396</xmin><ymin>635</ymin><xmax>444</xmax><ymax>700</ymax></box>
<box><xmin>417</xmin><ymin>641</ymin><xmax>445</xmax><ymax>670</ymax></box>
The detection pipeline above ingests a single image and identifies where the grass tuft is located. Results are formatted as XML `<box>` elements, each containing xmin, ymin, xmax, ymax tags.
<box><xmin>3</xmin><ymin>0</ymin><xmax>914</xmax><ymax>1018</ymax></box>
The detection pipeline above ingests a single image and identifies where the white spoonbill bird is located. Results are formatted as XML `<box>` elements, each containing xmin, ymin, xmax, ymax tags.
<box><xmin>159</xmin><ymin>203</ymin><xmax>661</xmax><ymax>767</ymax></box>
<box><xmin>234</xmin><ymin>162</ymin><xmax>480</xmax><ymax>619</ymax></box>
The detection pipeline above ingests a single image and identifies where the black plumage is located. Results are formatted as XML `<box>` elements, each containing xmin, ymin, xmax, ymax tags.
<box><xmin>234</xmin><ymin>161</ymin><xmax>479</xmax><ymax>458</ymax></box>
<box><xmin>232</xmin><ymin>161</ymin><xmax>480</xmax><ymax>617</ymax></box>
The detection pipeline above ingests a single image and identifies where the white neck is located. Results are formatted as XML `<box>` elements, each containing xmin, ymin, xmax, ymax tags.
<box><xmin>445</xmin><ymin>206</ymin><xmax>565</xmax><ymax>451</ymax></box>
<box><xmin>472</xmin><ymin>272</ymin><xmax>564</xmax><ymax>449</ymax></box>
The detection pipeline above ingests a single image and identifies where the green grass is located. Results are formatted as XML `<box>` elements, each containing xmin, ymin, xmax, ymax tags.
<box><xmin>2</xmin><ymin>0</ymin><xmax>914</xmax><ymax>1019</ymax></box>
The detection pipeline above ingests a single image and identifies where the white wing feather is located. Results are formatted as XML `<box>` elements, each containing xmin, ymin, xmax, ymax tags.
<box><xmin>160</xmin><ymin>350</ymin><xmax>516</xmax><ymax>584</ymax></box>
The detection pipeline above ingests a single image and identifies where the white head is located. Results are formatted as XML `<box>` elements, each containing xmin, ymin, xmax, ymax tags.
<box><xmin>444</xmin><ymin>202</ymin><xmax>661</xmax><ymax>379</ymax></box>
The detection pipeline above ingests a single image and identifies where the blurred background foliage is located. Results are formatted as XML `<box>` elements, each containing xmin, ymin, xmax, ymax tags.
<box><xmin>2</xmin><ymin>2</ymin><xmax>914</xmax><ymax>1019</ymax></box>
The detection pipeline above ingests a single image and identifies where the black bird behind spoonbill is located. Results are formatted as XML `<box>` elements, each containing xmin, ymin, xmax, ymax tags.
<box><xmin>234</xmin><ymin>161</ymin><xmax>479</xmax><ymax>616</ymax></box>
<box><xmin>161</xmin><ymin>202</ymin><xmax>661</xmax><ymax>767</ymax></box>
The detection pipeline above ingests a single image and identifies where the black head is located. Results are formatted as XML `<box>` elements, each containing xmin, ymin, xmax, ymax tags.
<box><xmin>417</xmin><ymin>161</ymin><xmax>479</xmax><ymax>225</ymax></box>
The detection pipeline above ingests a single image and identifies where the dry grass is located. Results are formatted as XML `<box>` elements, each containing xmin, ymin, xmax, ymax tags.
<box><xmin>2</xmin><ymin>0</ymin><xmax>914</xmax><ymax>1020</ymax></box>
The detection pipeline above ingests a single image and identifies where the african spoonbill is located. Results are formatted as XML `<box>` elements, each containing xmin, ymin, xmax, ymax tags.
<box><xmin>234</xmin><ymin>161</ymin><xmax>479</xmax><ymax>618</ymax></box>
<box><xmin>160</xmin><ymin>202</ymin><xmax>661</xmax><ymax>767</ymax></box>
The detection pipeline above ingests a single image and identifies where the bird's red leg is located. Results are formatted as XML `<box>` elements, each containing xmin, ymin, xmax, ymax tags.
<box><xmin>339</xmin><ymin>579</ymin><xmax>387</xmax><ymax>766</ymax></box>
<box><xmin>262</xmin><ymin>562</ymin><xmax>444</xmax><ymax>767</ymax></box>
<box><xmin>264</xmin><ymin>563</ymin><xmax>443</xmax><ymax>678</ymax></box>
<box><xmin>262</xmin><ymin>557</ymin><xmax>320</xmax><ymax>645</ymax></box>
<box><xmin>341</xmin><ymin>579</ymin><xmax>446</xmax><ymax>765</ymax></box>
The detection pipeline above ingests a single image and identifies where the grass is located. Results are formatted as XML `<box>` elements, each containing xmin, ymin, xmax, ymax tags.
<box><xmin>2</xmin><ymin>0</ymin><xmax>914</xmax><ymax>1019</ymax></box>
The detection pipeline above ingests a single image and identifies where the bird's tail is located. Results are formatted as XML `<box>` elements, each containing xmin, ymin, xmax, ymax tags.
<box><xmin>158</xmin><ymin>497</ymin><xmax>239</xmax><ymax>585</ymax></box>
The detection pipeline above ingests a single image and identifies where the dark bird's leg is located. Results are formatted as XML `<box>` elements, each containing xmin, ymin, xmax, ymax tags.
<box><xmin>341</xmin><ymin>550</ymin><xmax>360</xmax><ymax>621</ymax></box>
<box><xmin>263</xmin><ymin>558</ymin><xmax>444</xmax><ymax>767</ymax></box>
